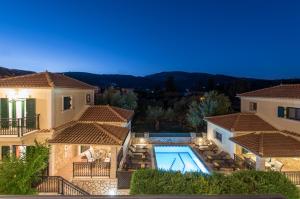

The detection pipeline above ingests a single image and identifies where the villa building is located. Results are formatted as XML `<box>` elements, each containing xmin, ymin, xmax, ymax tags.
<box><xmin>0</xmin><ymin>72</ymin><xmax>134</xmax><ymax>195</ymax></box>
<box><xmin>205</xmin><ymin>84</ymin><xmax>300</xmax><ymax>171</ymax></box>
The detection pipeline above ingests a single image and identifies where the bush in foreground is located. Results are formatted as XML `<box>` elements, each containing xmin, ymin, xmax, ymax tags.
<box><xmin>130</xmin><ymin>169</ymin><xmax>299</xmax><ymax>199</ymax></box>
<box><xmin>0</xmin><ymin>141</ymin><xmax>49</xmax><ymax>194</ymax></box>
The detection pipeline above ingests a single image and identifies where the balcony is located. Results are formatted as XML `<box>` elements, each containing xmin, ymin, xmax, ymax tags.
<box><xmin>0</xmin><ymin>114</ymin><xmax>40</xmax><ymax>137</ymax></box>
<box><xmin>73</xmin><ymin>162</ymin><xmax>111</xmax><ymax>178</ymax></box>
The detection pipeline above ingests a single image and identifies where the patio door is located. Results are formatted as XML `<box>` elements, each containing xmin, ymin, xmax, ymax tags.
<box><xmin>8</xmin><ymin>99</ymin><xmax>25</xmax><ymax>127</ymax></box>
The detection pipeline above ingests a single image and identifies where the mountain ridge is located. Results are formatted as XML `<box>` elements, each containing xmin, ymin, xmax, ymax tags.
<box><xmin>1</xmin><ymin>66</ymin><xmax>299</xmax><ymax>92</ymax></box>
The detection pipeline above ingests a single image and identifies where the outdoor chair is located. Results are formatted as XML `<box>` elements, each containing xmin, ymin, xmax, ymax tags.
<box><xmin>271</xmin><ymin>160</ymin><xmax>284</xmax><ymax>172</ymax></box>
<box><xmin>129</xmin><ymin>145</ymin><xmax>148</xmax><ymax>153</ymax></box>
<box><xmin>128</xmin><ymin>150</ymin><xmax>150</xmax><ymax>160</ymax></box>
<box><xmin>209</xmin><ymin>151</ymin><xmax>229</xmax><ymax>160</ymax></box>
<box><xmin>81</xmin><ymin>148</ymin><xmax>95</xmax><ymax>162</ymax></box>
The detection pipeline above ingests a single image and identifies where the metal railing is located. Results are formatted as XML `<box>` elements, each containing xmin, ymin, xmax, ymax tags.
<box><xmin>283</xmin><ymin>171</ymin><xmax>300</xmax><ymax>185</ymax></box>
<box><xmin>36</xmin><ymin>176</ymin><xmax>90</xmax><ymax>195</ymax></box>
<box><xmin>73</xmin><ymin>162</ymin><xmax>110</xmax><ymax>177</ymax></box>
<box><xmin>0</xmin><ymin>114</ymin><xmax>40</xmax><ymax>136</ymax></box>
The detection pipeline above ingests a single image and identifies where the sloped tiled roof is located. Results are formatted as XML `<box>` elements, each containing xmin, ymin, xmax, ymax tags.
<box><xmin>237</xmin><ymin>84</ymin><xmax>300</xmax><ymax>99</ymax></box>
<box><xmin>0</xmin><ymin>71</ymin><xmax>95</xmax><ymax>89</ymax></box>
<box><xmin>79</xmin><ymin>105</ymin><xmax>134</xmax><ymax>122</ymax></box>
<box><xmin>230</xmin><ymin>132</ymin><xmax>300</xmax><ymax>157</ymax></box>
<box><xmin>48</xmin><ymin>122</ymin><xmax>129</xmax><ymax>145</ymax></box>
<box><xmin>205</xmin><ymin>113</ymin><xmax>277</xmax><ymax>132</ymax></box>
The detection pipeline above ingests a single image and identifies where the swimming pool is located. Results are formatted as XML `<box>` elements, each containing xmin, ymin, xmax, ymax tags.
<box><xmin>154</xmin><ymin>145</ymin><xmax>210</xmax><ymax>174</ymax></box>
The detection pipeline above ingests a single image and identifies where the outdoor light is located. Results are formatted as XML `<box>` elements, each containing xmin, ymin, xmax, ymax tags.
<box><xmin>18</xmin><ymin>89</ymin><xmax>29</xmax><ymax>99</ymax></box>
<box><xmin>6</xmin><ymin>89</ymin><xmax>17</xmax><ymax>100</ymax></box>
<box><xmin>6</xmin><ymin>89</ymin><xmax>29</xmax><ymax>100</ymax></box>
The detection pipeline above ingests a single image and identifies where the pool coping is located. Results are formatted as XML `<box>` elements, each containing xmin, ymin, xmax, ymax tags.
<box><xmin>152</xmin><ymin>144</ymin><xmax>212</xmax><ymax>174</ymax></box>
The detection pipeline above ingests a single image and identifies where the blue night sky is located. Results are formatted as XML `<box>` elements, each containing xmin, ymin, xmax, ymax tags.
<box><xmin>0</xmin><ymin>0</ymin><xmax>299</xmax><ymax>79</ymax></box>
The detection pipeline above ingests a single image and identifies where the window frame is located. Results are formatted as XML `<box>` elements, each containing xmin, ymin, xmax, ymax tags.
<box><xmin>249</xmin><ymin>102</ymin><xmax>257</xmax><ymax>112</ymax></box>
<box><xmin>214</xmin><ymin>131</ymin><xmax>222</xmax><ymax>143</ymax></box>
<box><xmin>286</xmin><ymin>107</ymin><xmax>300</xmax><ymax>121</ymax></box>
<box><xmin>62</xmin><ymin>96</ymin><xmax>73</xmax><ymax>111</ymax></box>
<box><xmin>86</xmin><ymin>93</ymin><xmax>91</xmax><ymax>104</ymax></box>
<box><xmin>277</xmin><ymin>106</ymin><xmax>285</xmax><ymax>118</ymax></box>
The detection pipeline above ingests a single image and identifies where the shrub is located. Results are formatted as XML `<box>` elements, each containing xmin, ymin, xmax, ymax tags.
<box><xmin>130</xmin><ymin>169</ymin><xmax>300</xmax><ymax>199</ymax></box>
<box><xmin>0</xmin><ymin>141</ymin><xmax>49</xmax><ymax>195</ymax></box>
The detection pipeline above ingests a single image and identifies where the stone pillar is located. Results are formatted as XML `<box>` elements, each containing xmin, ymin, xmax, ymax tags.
<box><xmin>49</xmin><ymin>145</ymin><xmax>55</xmax><ymax>176</ymax></box>
<box><xmin>110</xmin><ymin>146</ymin><xmax>117</xmax><ymax>179</ymax></box>
<box><xmin>256</xmin><ymin>156</ymin><xmax>265</xmax><ymax>171</ymax></box>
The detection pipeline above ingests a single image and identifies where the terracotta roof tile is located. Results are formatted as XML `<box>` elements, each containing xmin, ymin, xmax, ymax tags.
<box><xmin>48</xmin><ymin>122</ymin><xmax>129</xmax><ymax>145</ymax></box>
<box><xmin>230</xmin><ymin>132</ymin><xmax>300</xmax><ymax>157</ymax></box>
<box><xmin>238</xmin><ymin>84</ymin><xmax>300</xmax><ymax>99</ymax></box>
<box><xmin>79</xmin><ymin>105</ymin><xmax>134</xmax><ymax>122</ymax></box>
<box><xmin>205</xmin><ymin>113</ymin><xmax>277</xmax><ymax>132</ymax></box>
<box><xmin>0</xmin><ymin>72</ymin><xmax>95</xmax><ymax>89</ymax></box>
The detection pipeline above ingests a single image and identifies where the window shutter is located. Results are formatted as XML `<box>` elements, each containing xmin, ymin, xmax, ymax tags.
<box><xmin>26</xmin><ymin>98</ymin><xmax>36</xmax><ymax>129</ymax></box>
<box><xmin>278</xmin><ymin>106</ymin><xmax>285</xmax><ymax>118</ymax></box>
<box><xmin>0</xmin><ymin>98</ymin><xmax>9</xmax><ymax>128</ymax></box>
<box><xmin>12</xmin><ymin>100</ymin><xmax>17</xmax><ymax>127</ymax></box>
<box><xmin>1</xmin><ymin>146</ymin><xmax>10</xmax><ymax>159</ymax></box>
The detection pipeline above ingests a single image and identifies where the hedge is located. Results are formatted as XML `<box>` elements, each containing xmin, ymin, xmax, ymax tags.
<box><xmin>130</xmin><ymin>169</ymin><xmax>299</xmax><ymax>199</ymax></box>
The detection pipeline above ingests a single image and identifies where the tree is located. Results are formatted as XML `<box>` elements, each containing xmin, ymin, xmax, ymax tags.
<box><xmin>200</xmin><ymin>90</ymin><xmax>231</xmax><ymax>117</ymax></box>
<box><xmin>164</xmin><ymin>76</ymin><xmax>177</xmax><ymax>92</ymax></box>
<box><xmin>98</xmin><ymin>88</ymin><xmax>138</xmax><ymax>110</ymax></box>
<box><xmin>120</xmin><ymin>91</ymin><xmax>138</xmax><ymax>110</ymax></box>
<box><xmin>174</xmin><ymin>98</ymin><xmax>188</xmax><ymax>125</ymax></box>
<box><xmin>0</xmin><ymin>141</ymin><xmax>49</xmax><ymax>194</ymax></box>
<box><xmin>164</xmin><ymin>108</ymin><xmax>175</xmax><ymax>122</ymax></box>
<box><xmin>186</xmin><ymin>91</ymin><xmax>231</xmax><ymax>131</ymax></box>
<box><xmin>186</xmin><ymin>101</ymin><xmax>202</xmax><ymax>132</ymax></box>
<box><xmin>146</xmin><ymin>106</ymin><xmax>165</xmax><ymax>131</ymax></box>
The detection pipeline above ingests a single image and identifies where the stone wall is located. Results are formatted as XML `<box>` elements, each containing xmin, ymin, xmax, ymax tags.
<box><xmin>72</xmin><ymin>178</ymin><xmax>129</xmax><ymax>195</ymax></box>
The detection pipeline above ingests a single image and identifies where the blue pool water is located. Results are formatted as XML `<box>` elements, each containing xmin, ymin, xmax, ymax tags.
<box><xmin>154</xmin><ymin>145</ymin><xmax>210</xmax><ymax>174</ymax></box>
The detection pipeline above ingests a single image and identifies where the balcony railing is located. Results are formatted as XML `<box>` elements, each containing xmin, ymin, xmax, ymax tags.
<box><xmin>73</xmin><ymin>162</ymin><xmax>110</xmax><ymax>177</ymax></box>
<box><xmin>283</xmin><ymin>171</ymin><xmax>300</xmax><ymax>185</ymax></box>
<box><xmin>35</xmin><ymin>176</ymin><xmax>90</xmax><ymax>195</ymax></box>
<box><xmin>0</xmin><ymin>114</ymin><xmax>40</xmax><ymax>137</ymax></box>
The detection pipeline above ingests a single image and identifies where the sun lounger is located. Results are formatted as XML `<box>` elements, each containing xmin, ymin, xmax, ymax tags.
<box><xmin>129</xmin><ymin>145</ymin><xmax>148</xmax><ymax>154</ymax></box>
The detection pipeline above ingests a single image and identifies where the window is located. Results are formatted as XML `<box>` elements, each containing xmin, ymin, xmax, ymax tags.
<box><xmin>12</xmin><ymin>145</ymin><xmax>26</xmax><ymax>158</ymax></box>
<box><xmin>277</xmin><ymin>106</ymin><xmax>285</xmax><ymax>118</ymax></box>
<box><xmin>86</xmin><ymin>94</ymin><xmax>91</xmax><ymax>104</ymax></box>
<box><xmin>1</xmin><ymin>146</ymin><xmax>10</xmax><ymax>159</ymax></box>
<box><xmin>215</xmin><ymin>131</ymin><xmax>222</xmax><ymax>142</ymax></box>
<box><xmin>249</xmin><ymin>102</ymin><xmax>257</xmax><ymax>111</ymax></box>
<box><xmin>63</xmin><ymin>96</ymin><xmax>72</xmax><ymax>111</ymax></box>
<box><xmin>287</xmin><ymin>107</ymin><xmax>300</xmax><ymax>121</ymax></box>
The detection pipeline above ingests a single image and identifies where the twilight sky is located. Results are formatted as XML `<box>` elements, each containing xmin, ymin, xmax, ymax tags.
<box><xmin>0</xmin><ymin>0</ymin><xmax>299</xmax><ymax>79</ymax></box>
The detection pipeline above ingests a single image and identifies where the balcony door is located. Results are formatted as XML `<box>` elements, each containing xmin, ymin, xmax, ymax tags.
<box><xmin>8</xmin><ymin>99</ymin><xmax>25</xmax><ymax>127</ymax></box>
<box><xmin>1</xmin><ymin>98</ymin><xmax>36</xmax><ymax>128</ymax></box>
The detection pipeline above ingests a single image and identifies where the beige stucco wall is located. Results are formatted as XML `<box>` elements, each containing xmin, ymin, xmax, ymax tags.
<box><xmin>53</xmin><ymin>88</ymin><xmax>94</xmax><ymax>128</ymax></box>
<box><xmin>241</xmin><ymin>97</ymin><xmax>300</xmax><ymax>133</ymax></box>
<box><xmin>52</xmin><ymin>144</ymin><xmax>78</xmax><ymax>174</ymax></box>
